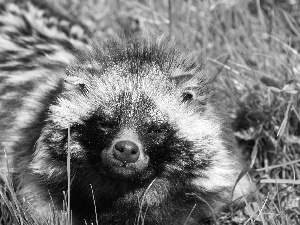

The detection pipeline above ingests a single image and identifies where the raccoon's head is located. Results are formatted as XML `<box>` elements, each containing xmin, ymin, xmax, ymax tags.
<box><xmin>30</xmin><ymin>37</ymin><xmax>248</xmax><ymax>222</ymax></box>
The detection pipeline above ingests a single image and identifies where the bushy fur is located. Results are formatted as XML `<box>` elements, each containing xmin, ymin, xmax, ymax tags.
<box><xmin>0</xmin><ymin>1</ymin><xmax>251</xmax><ymax>225</ymax></box>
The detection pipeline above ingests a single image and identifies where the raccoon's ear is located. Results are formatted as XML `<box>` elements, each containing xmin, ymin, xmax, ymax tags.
<box><xmin>63</xmin><ymin>75</ymin><xmax>87</xmax><ymax>93</ymax></box>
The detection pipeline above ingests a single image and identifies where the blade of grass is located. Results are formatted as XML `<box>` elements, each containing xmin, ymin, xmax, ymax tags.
<box><xmin>67</xmin><ymin>124</ymin><xmax>71</xmax><ymax>225</ymax></box>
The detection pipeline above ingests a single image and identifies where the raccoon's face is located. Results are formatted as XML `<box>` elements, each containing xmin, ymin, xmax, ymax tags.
<box><xmin>77</xmin><ymin>91</ymin><xmax>176</xmax><ymax>182</ymax></box>
<box><xmin>40</xmin><ymin>64</ymin><xmax>204</xmax><ymax>183</ymax></box>
<box><xmin>29</xmin><ymin>39</ymin><xmax>241</xmax><ymax>222</ymax></box>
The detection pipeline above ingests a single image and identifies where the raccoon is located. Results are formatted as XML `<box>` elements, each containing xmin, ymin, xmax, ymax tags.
<box><xmin>0</xmin><ymin>1</ymin><xmax>252</xmax><ymax>225</ymax></box>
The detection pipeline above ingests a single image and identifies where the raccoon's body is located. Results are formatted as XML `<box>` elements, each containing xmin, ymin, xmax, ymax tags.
<box><xmin>0</xmin><ymin>1</ymin><xmax>251</xmax><ymax>225</ymax></box>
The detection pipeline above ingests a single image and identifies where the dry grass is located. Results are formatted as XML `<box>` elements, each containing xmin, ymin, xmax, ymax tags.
<box><xmin>1</xmin><ymin>0</ymin><xmax>300</xmax><ymax>224</ymax></box>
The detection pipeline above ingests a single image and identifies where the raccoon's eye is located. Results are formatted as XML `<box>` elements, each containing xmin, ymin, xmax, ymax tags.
<box><xmin>181</xmin><ymin>90</ymin><xmax>195</xmax><ymax>102</ymax></box>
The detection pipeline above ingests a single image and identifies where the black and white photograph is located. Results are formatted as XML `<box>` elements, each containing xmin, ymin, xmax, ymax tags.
<box><xmin>0</xmin><ymin>0</ymin><xmax>299</xmax><ymax>224</ymax></box>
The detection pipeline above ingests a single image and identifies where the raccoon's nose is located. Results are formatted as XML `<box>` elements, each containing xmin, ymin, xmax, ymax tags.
<box><xmin>113</xmin><ymin>140</ymin><xmax>140</xmax><ymax>163</ymax></box>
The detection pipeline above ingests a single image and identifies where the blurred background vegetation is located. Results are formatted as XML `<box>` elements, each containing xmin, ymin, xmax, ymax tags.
<box><xmin>1</xmin><ymin>0</ymin><xmax>300</xmax><ymax>224</ymax></box>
